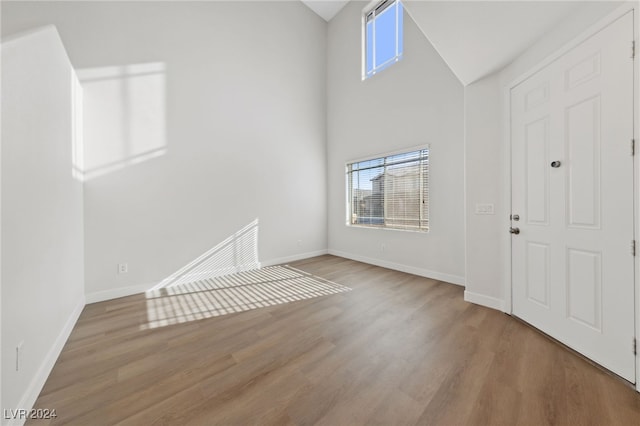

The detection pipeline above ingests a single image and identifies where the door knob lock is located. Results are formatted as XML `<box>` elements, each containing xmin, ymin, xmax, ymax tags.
<box><xmin>551</xmin><ymin>160</ymin><xmax>562</xmax><ymax>168</ymax></box>
<box><xmin>509</xmin><ymin>227</ymin><xmax>520</xmax><ymax>235</ymax></box>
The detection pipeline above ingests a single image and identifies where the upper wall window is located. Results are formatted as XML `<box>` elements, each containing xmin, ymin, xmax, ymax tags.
<box><xmin>364</xmin><ymin>0</ymin><xmax>404</xmax><ymax>79</ymax></box>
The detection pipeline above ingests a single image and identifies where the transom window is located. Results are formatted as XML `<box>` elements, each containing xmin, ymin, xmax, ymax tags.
<box><xmin>364</xmin><ymin>0</ymin><xmax>404</xmax><ymax>79</ymax></box>
<box><xmin>346</xmin><ymin>148</ymin><xmax>429</xmax><ymax>232</ymax></box>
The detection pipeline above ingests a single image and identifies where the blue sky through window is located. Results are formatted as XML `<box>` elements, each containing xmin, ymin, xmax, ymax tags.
<box><xmin>365</xmin><ymin>1</ymin><xmax>403</xmax><ymax>78</ymax></box>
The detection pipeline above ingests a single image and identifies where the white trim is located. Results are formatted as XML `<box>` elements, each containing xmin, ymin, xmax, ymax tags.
<box><xmin>9</xmin><ymin>297</ymin><xmax>85</xmax><ymax>426</ymax></box>
<box><xmin>175</xmin><ymin>264</ymin><xmax>261</xmax><ymax>281</ymax></box>
<box><xmin>502</xmin><ymin>75</ymin><xmax>513</xmax><ymax>315</ymax></box>
<box><xmin>147</xmin><ymin>262</ymin><xmax>262</xmax><ymax>291</ymax></box>
<box><xmin>86</xmin><ymin>252</ymin><xmax>329</xmax><ymax>304</ymax></box>
<box><xmin>328</xmin><ymin>249</ymin><xmax>465</xmax><ymax>286</ymax></box>
<box><xmin>260</xmin><ymin>250</ymin><xmax>329</xmax><ymax>267</ymax></box>
<box><xmin>362</xmin><ymin>0</ymin><xmax>378</xmax><ymax>14</ymax></box>
<box><xmin>633</xmin><ymin>3</ymin><xmax>640</xmax><ymax>394</ymax></box>
<box><xmin>85</xmin><ymin>282</ymin><xmax>152</xmax><ymax>304</ymax></box>
<box><xmin>463</xmin><ymin>82</ymin><xmax>469</xmax><ymax>310</ymax></box>
<box><xmin>464</xmin><ymin>290</ymin><xmax>506</xmax><ymax>312</ymax></box>
<box><xmin>361</xmin><ymin>2</ymin><xmax>370</xmax><ymax>80</ymax></box>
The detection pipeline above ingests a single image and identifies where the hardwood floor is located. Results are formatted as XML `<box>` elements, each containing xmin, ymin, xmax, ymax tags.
<box><xmin>28</xmin><ymin>255</ymin><xmax>640</xmax><ymax>425</ymax></box>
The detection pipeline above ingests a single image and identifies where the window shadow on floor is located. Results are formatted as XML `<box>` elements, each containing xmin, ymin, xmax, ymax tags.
<box><xmin>143</xmin><ymin>265</ymin><xmax>351</xmax><ymax>329</ymax></box>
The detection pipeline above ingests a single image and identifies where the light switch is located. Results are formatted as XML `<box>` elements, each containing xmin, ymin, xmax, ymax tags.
<box><xmin>475</xmin><ymin>203</ymin><xmax>495</xmax><ymax>215</ymax></box>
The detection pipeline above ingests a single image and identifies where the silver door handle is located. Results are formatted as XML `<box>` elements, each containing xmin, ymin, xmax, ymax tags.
<box><xmin>509</xmin><ymin>227</ymin><xmax>520</xmax><ymax>235</ymax></box>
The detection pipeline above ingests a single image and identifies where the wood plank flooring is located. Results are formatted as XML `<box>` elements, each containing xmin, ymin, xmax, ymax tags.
<box><xmin>27</xmin><ymin>255</ymin><xmax>640</xmax><ymax>425</ymax></box>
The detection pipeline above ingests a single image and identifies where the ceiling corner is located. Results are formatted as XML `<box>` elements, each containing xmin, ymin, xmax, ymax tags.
<box><xmin>301</xmin><ymin>0</ymin><xmax>351</xmax><ymax>22</ymax></box>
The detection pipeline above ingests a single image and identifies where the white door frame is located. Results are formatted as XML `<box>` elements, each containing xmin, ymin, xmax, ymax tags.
<box><xmin>502</xmin><ymin>2</ymin><xmax>639</xmax><ymax>388</ymax></box>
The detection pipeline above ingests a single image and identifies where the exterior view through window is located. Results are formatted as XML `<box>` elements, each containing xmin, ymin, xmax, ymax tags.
<box><xmin>347</xmin><ymin>148</ymin><xmax>429</xmax><ymax>232</ymax></box>
<box><xmin>364</xmin><ymin>0</ymin><xmax>403</xmax><ymax>79</ymax></box>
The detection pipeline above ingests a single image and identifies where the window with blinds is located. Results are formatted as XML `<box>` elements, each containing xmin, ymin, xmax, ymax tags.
<box><xmin>364</xmin><ymin>0</ymin><xmax>403</xmax><ymax>79</ymax></box>
<box><xmin>346</xmin><ymin>148</ymin><xmax>429</xmax><ymax>232</ymax></box>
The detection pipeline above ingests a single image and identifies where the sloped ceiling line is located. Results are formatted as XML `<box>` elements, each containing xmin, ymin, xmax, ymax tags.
<box><xmin>302</xmin><ymin>0</ymin><xmax>621</xmax><ymax>86</ymax></box>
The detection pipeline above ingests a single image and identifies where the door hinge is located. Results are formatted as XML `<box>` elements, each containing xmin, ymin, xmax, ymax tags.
<box><xmin>632</xmin><ymin>40</ymin><xmax>636</xmax><ymax>60</ymax></box>
<box><xmin>632</xmin><ymin>240</ymin><xmax>636</xmax><ymax>256</ymax></box>
<box><xmin>632</xmin><ymin>139</ymin><xmax>635</xmax><ymax>156</ymax></box>
<box><xmin>634</xmin><ymin>337</ymin><xmax>637</xmax><ymax>355</ymax></box>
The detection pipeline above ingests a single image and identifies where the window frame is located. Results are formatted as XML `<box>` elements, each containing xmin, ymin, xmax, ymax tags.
<box><xmin>345</xmin><ymin>146</ymin><xmax>430</xmax><ymax>233</ymax></box>
<box><xmin>362</xmin><ymin>0</ymin><xmax>404</xmax><ymax>80</ymax></box>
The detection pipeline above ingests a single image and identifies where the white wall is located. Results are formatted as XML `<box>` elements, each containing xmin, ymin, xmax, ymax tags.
<box><xmin>463</xmin><ymin>1</ymin><xmax>629</xmax><ymax>310</ymax></box>
<box><xmin>463</xmin><ymin>72</ymin><xmax>506</xmax><ymax>310</ymax></box>
<box><xmin>327</xmin><ymin>1</ymin><xmax>465</xmax><ymax>284</ymax></box>
<box><xmin>1</xmin><ymin>26</ymin><xmax>85</xmax><ymax>420</ymax></box>
<box><xmin>2</xmin><ymin>1</ymin><xmax>328</xmax><ymax>302</ymax></box>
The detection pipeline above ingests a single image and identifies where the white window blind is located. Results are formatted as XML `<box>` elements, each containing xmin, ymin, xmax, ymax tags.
<box><xmin>346</xmin><ymin>148</ymin><xmax>429</xmax><ymax>232</ymax></box>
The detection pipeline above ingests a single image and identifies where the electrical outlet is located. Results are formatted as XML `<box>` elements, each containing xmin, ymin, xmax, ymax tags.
<box><xmin>475</xmin><ymin>203</ymin><xmax>495</xmax><ymax>215</ymax></box>
<box><xmin>16</xmin><ymin>341</ymin><xmax>24</xmax><ymax>371</ymax></box>
<box><xmin>118</xmin><ymin>263</ymin><xmax>128</xmax><ymax>274</ymax></box>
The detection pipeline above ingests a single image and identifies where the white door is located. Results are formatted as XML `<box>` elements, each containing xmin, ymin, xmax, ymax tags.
<box><xmin>511</xmin><ymin>12</ymin><xmax>635</xmax><ymax>382</ymax></box>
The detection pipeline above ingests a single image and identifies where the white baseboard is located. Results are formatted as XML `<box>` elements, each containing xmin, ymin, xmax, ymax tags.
<box><xmin>464</xmin><ymin>290</ymin><xmax>506</xmax><ymax>312</ymax></box>
<box><xmin>9</xmin><ymin>296</ymin><xmax>85</xmax><ymax>426</ymax></box>
<box><xmin>86</xmin><ymin>251</ymin><xmax>329</xmax><ymax>304</ymax></box>
<box><xmin>328</xmin><ymin>249</ymin><xmax>465</xmax><ymax>286</ymax></box>
<box><xmin>261</xmin><ymin>249</ymin><xmax>329</xmax><ymax>267</ymax></box>
<box><xmin>149</xmin><ymin>262</ymin><xmax>262</xmax><ymax>291</ymax></box>
<box><xmin>85</xmin><ymin>282</ymin><xmax>152</xmax><ymax>304</ymax></box>
<box><xmin>171</xmin><ymin>263</ymin><xmax>261</xmax><ymax>283</ymax></box>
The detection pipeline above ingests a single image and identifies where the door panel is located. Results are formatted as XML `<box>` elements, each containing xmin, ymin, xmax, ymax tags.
<box><xmin>511</xmin><ymin>12</ymin><xmax>635</xmax><ymax>382</ymax></box>
<box><xmin>525</xmin><ymin>117</ymin><xmax>550</xmax><ymax>225</ymax></box>
<box><xmin>525</xmin><ymin>242</ymin><xmax>549</xmax><ymax>307</ymax></box>
<box><xmin>565</xmin><ymin>52</ymin><xmax>601</xmax><ymax>89</ymax></box>
<box><xmin>566</xmin><ymin>247</ymin><xmax>602</xmax><ymax>331</ymax></box>
<box><xmin>566</xmin><ymin>96</ymin><xmax>601</xmax><ymax>228</ymax></box>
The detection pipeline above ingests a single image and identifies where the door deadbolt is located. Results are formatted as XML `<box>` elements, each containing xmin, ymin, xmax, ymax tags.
<box><xmin>511</xmin><ymin>214</ymin><xmax>520</xmax><ymax>221</ymax></box>
<box><xmin>509</xmin><ymin>227</ymin><xmax>520</xmax><ymax>235</ymax></box>
<box><xmin>551</xmin><ymin>160</ymin><xmax>561</xmax><ymax>168</ymax></box>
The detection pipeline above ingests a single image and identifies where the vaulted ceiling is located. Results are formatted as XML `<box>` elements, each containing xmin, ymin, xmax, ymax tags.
<box><xmin>301</xmin><ymin>0</ymin><xmax>623</xmax><ymax>85</ymax></box>
<box><xmin>300</xmin><ymin>0</ymin><xmax>350</xmax><ymax>21</ymax></box>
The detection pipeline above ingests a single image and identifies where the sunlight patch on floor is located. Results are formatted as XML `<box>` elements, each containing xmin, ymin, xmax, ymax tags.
<box><xmin>143</xmin><ymin>265</ymin><xmax>351</xmax><ymax>329</ymax></box>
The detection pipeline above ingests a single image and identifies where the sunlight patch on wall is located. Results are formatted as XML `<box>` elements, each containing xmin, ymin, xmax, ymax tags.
<box><xmin>149</xmin><ymin>219</ymin><xmax>260</xmax><ymax>291</ymax></box>
<box><xmin>143</xmin><ymin>265</ymin><xmax>351</xmax><ymax>329</ymax></box>
<box><xmin>75</xmin><ymin>62</ymin><xmax>167</xmax><ymax>180</ymax></box>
